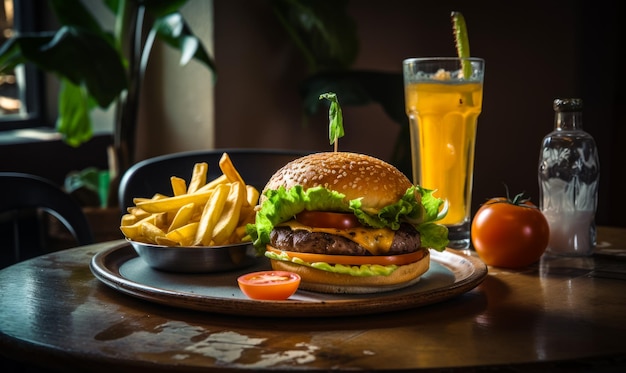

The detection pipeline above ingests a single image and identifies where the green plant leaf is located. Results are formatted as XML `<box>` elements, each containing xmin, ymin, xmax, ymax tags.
<box><xmin>271</xmin><ymin>0</ymin><xmax>358</xmax><ymax>73</ymax></box>
<box><xmin>50</xmin><ymin>0</ymin><xmax>107</xmax><ymax>36</ymax></box>
<box><xmin>0</xmin><ymin>34</ymin><xmax>51</xmax><ymax>72</ymax></box>
<box><xmin>64</xmin><ymin>167</ymin><xmax>101</xmax><ymax>193</ymax></box>
<box><xmin>46</xmin><ymin>27</ymin><xmax>127</xmax><ymax>107</ymax></box>
<box><xmin>0</xmin><ymin>0</ymin><xmax>214</xmax><ymax>154</ymax></box>
<box><xmin>153</xmin><ymin>12</ymin><xmax>216</xmax><ymax>73</ymax></box>
<box><xmin>0</xmin><ymin>26</ymin><xmax>127</xmax><ymax>108</ymax></box>
<box><xmin>56</xmin><ymin>79</ymin><xmax>94</xmax><ymax>147</ymax></box>
<box><xmin>143</xmin><ymin>0</ymin><xmax>190</xmax><ymax>17</ymax></box>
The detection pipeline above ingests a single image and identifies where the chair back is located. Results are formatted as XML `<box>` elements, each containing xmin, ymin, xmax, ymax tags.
<box><xmin>118</xmin><ymin>148</ymin><xmax>312</xmax><ymax>211</ymax></box>
<box><xmin>0</xmin><ymin>172</ymin><xmax>94</xmax><ymax>267</ymax></box>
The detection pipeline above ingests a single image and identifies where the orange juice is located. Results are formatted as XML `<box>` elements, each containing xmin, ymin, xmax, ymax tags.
<box><xmin>404</xmin><ymin>80</ymin><xmax>483</xmax><ymax>226</ymax></box>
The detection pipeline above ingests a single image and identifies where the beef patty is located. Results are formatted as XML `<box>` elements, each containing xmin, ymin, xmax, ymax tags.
<box><xmin>269</xmin><ymin>223</ymin><xmax>422</xmax><ymax>256</ymax></box>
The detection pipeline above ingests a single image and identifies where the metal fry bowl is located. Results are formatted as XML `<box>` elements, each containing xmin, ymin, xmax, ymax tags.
<box><xmin>128</xmin><ymin>240</ymin><xmax>258</xmax><ymax>273</ymax></box>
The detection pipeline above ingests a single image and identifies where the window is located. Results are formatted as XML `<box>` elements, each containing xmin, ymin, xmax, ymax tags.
<box><xmin>0</xmin><ymin>0</ymin><xmax>45</xmax><ymax>131</ymax></box>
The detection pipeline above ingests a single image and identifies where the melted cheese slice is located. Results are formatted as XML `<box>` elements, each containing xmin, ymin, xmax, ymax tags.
<box><xmin>278</xmin><ymin>220</ymin><xmax>395</xmax><ymax>255</ymax></box>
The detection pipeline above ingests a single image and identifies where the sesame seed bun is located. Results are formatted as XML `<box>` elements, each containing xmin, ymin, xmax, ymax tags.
<box><xmin>262</xmin><ymin>152</ymin><xmax>414</xmax><ymax>213</ymax></box>
<box><xmin>258</xmin><ymin>152</ymin><xmax>431</xmax><ymax>294</ymax></box>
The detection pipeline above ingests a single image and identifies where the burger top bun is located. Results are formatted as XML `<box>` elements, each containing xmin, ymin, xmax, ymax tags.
<box><xmin>262</xmin><ymin>152</ymin><xmax>413</xmax><ymax>211</ymax></box>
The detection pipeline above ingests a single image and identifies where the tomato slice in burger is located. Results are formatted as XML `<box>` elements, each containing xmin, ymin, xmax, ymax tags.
<box><xmin>295</xmin><ymin>211</ymin><xmax>361</xmax><ymax>229</ymax></box>
<box><xmin>267</xmin><ymin>247</ymin><xmax>426</xmax><ymax>266</ymax></box>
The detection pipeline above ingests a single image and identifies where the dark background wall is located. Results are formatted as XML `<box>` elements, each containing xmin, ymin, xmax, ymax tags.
<box><xmin>214</xmin><ymin>0</ymin><xmax>624</xmax><ymax>227</ymax></box>
<box><xmin>1</xmin><ymin>0</ymin><xmax>622</xmax><ymax>229</ymax></box>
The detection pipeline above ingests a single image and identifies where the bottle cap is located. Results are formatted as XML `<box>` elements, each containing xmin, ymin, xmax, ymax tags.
<box><xmin>553</xmin><ymin>98</ymin><xmax>583</xmax><ymax>112</ymax></box>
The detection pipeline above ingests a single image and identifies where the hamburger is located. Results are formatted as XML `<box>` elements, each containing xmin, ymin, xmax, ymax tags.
<box><xmin>247</xmin><ymin>151</ymin><xmax>449</xmax><ymax>294</ymax></box>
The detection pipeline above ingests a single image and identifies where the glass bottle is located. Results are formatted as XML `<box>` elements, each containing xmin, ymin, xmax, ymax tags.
<box><xmin>538</xmin><ymin>98</ymin><xmax>599</xmax><ymax>256</ymax></box>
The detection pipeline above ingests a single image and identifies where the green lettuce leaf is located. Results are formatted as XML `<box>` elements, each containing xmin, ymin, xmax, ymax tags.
<box><xmin>246</xmin><ymin>184</ymin><xmax>449</xmax><ymax>255</ymax></box>
<box><xmin>417</xmin><ymin>222</ymin><xmax>450</xmax><ymax>252</ymax></box>
<box><xmin>247</xmin><ymin>185</ymin><xmax>347</xmax><ymax>253</ymax></box>
<box><xmin>265</xmin><ymin>250</ymin><xmax>398</xmax><ymax>277</ymax></box>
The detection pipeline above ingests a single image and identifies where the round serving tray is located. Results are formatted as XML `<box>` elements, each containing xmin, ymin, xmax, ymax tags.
<box><xmin>90</xmin><ymin>242</ymin><xmax>487</xmax><ymax>317</ymax></box>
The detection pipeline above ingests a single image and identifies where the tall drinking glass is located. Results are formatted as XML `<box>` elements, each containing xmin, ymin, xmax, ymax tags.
<box><xmin>403</xmin><ymin>57</ymin><xmax>485</xmax><ymax>249</ymax></box>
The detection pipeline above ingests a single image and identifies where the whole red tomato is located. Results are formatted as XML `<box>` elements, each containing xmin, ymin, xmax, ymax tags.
<box><xmin>471</xmin><ymin>192</ymin><xmax>549</xmax><ymax>268</ymax></box>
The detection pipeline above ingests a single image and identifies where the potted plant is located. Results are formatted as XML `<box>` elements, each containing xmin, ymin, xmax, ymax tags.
<box><xmin>0</xmin><ymin>0</ymin><xmax>215</xmax><ymax>208</ymax></box>
<box><xmin>1</xmin><ymin>0</ymin><xmax>409</xmax><ymax>207</ymax></box>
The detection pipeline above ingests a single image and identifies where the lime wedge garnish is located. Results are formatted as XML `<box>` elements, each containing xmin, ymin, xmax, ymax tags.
<box><xmin>451</xmin><ymin>11</ymin><xmax>472</xmax><ymax>78</ymax></box>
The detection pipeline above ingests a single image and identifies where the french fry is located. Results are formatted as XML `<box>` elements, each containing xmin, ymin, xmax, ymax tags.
<box><xmin>219</xmin><ymin>153</ymin><xmax>245</xmax><ymax>186</ymax></box>
<box><xmin>133</xmin><ymin>193</ymin><xmax>167</xmax><ymax>204</ymax></box>
<box><xmin>237</xmin><ymin>207</ymin><xmax>256</xmax><ymax>226</ymax></box>
<box><xmin>120</xmin><ymin>152</ymin><xmax>260</xmax><ymax>247</ymax></box>
<box><xmin>170</xmin><ymin>176</ymin><xmax>187</xmax><ymax>196</ymax></box>
<box><xmin>127</xmin><ymin>206</ymin><xmax>151</xmax><ymax>219</ymax></box>
<box><xmin>140</xmin><ymin>221</ymin><xmax>166</xmax><ymax>243</ymax></box>
<box><xmin>233</xmin><ymin>225</ymin><xmax>249</xmax><ymax>242</ymax></box>
<box><xmin>120</xmin><ymin>223</ymin><xmax>140</xmax><ymax>240</ymax></box>
<box><xmin>120</xmin><ymin>213</ymin><xmax>138</xmax><ymax>226</ymax></box>
<box><xmin>168</xmin><ymin>202</ymin><xmax>195</xmax><ymax>232</ymax></box>
<box><xmin>211</xmin><ymin>182</ymin><xmax>245</xmax><ymax>245</ymax></box>
<box><xmin>137</xmin><ymin>190</ymin><xmax>213</xmax><ymax>213</ymax></box>
<box><xmin>193</xmin><ymin>183</ymin><xmax>230</xmax><ymax>246</ymax></box>
<box><xmin>120</xmin><ymin>213</ymin><xmax>162</xmax><ymax>240</ymax></box>
<box><xmin>187</xmin><ymin>162</ymin><xmax>208</xmax><ymax>194</ymax></box>
<box><xmin>196</xmin><ymin>174</ymin><xmax>228</xmax><ymax>193</ymax></box>
<box><xmin>155</xmin><ymin>236</ymin><xmax>179</xmax><ymax>246</ymax></box>
<box><xmin>155</xmin><ymin>211</ymin><xmax>169</xmax><ymax>228</ymax></box>
<box><xmin>166</xmin><ymin>222</ymin><xmax>199</xmax><ymax>246</ymax></box>
<box><xmin>245</xmin><ymin>184</ymin><xmax>259</xmax><ymax>207</ymax></box>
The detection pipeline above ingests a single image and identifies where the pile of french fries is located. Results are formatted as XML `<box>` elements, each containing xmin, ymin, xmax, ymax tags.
<box><xmin>120</xmin><ymin>153</ymin><xmax>259</xmax><ymax>247</ymax></box>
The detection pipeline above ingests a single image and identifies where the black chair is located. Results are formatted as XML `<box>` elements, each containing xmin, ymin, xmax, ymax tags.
<box><xmin>118</xmin><ymin>148</ymin><xmax>312</xmax><ymax>211</ymax></box>
<box><xmin>0</xmin><ymin>172</ymin><xmax>94</xmax><ymax>268</ymax></box>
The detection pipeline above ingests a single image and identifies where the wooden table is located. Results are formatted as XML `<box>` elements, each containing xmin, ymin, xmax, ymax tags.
<box><xmin>1</xmin><ymin>226</ymin><xmax>625</xmax><ymax>372</ymax></box>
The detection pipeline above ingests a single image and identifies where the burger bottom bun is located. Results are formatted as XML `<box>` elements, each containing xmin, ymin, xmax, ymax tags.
<box><xmin>269</xmin><ymin>250</ymin><xmax>430</xmax><ymax>294</ymax></box>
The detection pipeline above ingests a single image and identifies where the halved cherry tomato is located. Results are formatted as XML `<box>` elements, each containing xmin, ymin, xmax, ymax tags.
<box><xmin>266</xmin><ymin>247</ymin><xmax>426</xmax><ymax>266</ymax></box>
<box><xmin>237</xmin><ymin>271</ymin><xmax>301</xmax><ymax>300</ymax></box>
<box><xmin>471</xmin><ymin>193</ymin><xmax>549</xmax><ymax>268</ymax></box>
<box><xmin>295</xmin><ymin>211</ymin><xmax>361</xmax><ymax>229</ymax></box>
